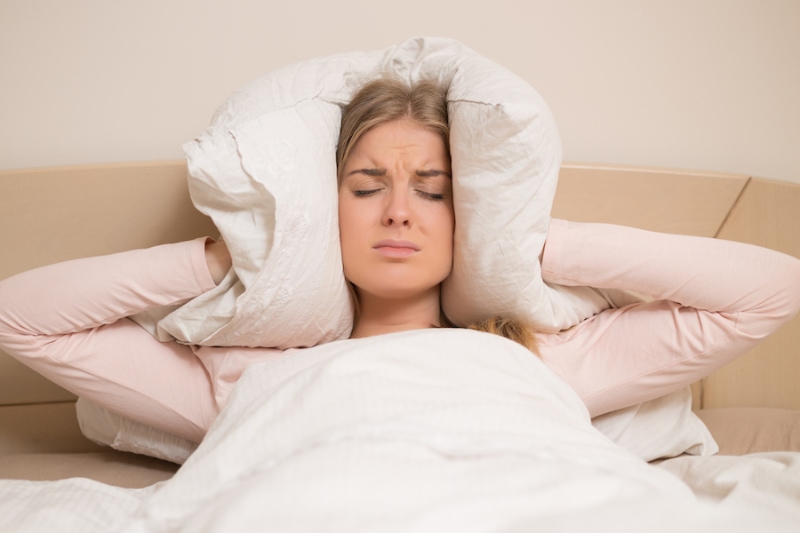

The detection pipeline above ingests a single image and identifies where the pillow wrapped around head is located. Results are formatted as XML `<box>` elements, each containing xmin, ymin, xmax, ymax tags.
<box><xmin>155</xmin><ymin>36</ymin><xmax>609</xmax><ymax>348</ymax></box>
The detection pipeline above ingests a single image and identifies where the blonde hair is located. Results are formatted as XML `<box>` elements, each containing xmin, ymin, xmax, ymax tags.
<box><xmin>337</xmin><ymin>77</ymin><xmax>450</xmax><ymax>181</ymax></box>
<box><xmin>338</xmin><ymin>76</ymin><xmax>539</xmax><ymax>356</ymax></box>
<box><xmin>467</xmin><ymin>317</ymin><xmax>539</xmax><ymax>355</ymax></box>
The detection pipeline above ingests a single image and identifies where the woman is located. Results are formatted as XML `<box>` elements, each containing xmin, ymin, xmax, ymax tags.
<box><xmin>336</xmin><ymin>78</ymin><xmax>455</xmax><ymax>339</ymax></box>
<box><xmin>334</xmin><ymin>77</ymin><xmax>538</xmax><ymax>350</ymax></box>
<box><xmin>1</xmin><ymin>77</ymin><xmax>799</xmax><ymax>444</ymax></box>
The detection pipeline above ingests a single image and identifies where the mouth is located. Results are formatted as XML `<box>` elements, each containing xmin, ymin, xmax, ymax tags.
<box><xmin>373</xmin><ymin>239</ymin><xmax>421</xmax><ymax>258</ymax></box>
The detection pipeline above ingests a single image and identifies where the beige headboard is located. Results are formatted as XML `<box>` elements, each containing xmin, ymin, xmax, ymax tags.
<box><xmin>1</xmin><ymin>161</ymin><xmax>798</xmax><ymax>410</ymax></box>
<box><xmin>0</xmin><ymin>162</ymin><xmax>217</xmax><ymax>405</ymax></box>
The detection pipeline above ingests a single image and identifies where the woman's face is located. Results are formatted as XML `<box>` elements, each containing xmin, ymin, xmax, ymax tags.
<box><xmin>338</xmin><ymin>119</ymin><xmax>454</xmax><ymax>302</ymax></box>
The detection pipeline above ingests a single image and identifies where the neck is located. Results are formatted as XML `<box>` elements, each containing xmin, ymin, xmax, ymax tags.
<box><xmin>350</xmin><ymin>286</ymin><xmax>443</xmax><ymax>339</ymax></box>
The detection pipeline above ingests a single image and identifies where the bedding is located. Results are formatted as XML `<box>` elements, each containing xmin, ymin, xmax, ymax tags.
<box><xmin>76</xmin><ymin>398</ymin><xmax>198</xmax><ymax>465</ymax></box>
<box><xmin>147</xmin><ymin>36</ymin><xmax>610</xmax><ymax>350</ymax></box>
<box><xmin>74</xmin><ymin>385</ymin><xmax>716</xmax><ymax>466</ymax></box>
<box><xmin>1</xmin><ymin>330</ymin><xmax>798</xmax><ymax>532</ymax></box>
<box><xmin>656</xmin><ymin>451</ymin><xmax>800</xmax><ymax>521</ymax></box>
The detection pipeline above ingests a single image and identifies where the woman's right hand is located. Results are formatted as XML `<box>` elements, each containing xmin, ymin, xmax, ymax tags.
<box><xmin>204</xmin><ymin>238</ymin><xmax>232</xmax><ymax>285</ymax></box>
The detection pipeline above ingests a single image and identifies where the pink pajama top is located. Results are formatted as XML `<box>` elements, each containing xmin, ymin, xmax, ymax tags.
<box><xmin>1</xmin><ymin>219</ymin><xmax>799</xmax><ymax>443</ymax></box>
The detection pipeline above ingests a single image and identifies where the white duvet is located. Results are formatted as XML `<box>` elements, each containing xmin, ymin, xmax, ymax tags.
<box><xmin>1</xmin><ymin>330</ymin><xmax>798</xmax><ymax>532</ymax></box>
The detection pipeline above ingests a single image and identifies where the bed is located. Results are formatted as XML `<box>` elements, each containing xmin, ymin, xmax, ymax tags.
<box><xmin>1</xmin><ymin>159</ymin><xmax>799</xmax><ymax>531</ymax></box>
<box><xmin>2</xmin><ymin>35</ymin><xmax>800</xmax><ymax>530</ymax></box>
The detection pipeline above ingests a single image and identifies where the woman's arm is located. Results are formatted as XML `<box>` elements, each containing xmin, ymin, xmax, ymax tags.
<box><xmin>0</xmin><ymin>237</ymin><xmax>225</xmax><ymax>442</ymax></box>
<box><xmin>204</xmin><ymin>238</ymin><xmax>232</xmax><ymax>285</ymax></box>
<box><xmin>0</xmin><ymin>238</ymin><xmax>219</xmax><ymax>336</ymax></box>
<box><xmin>538</xmin><ymin>219</ymin><xmax>800</xmax><ymax>417</ymax></box>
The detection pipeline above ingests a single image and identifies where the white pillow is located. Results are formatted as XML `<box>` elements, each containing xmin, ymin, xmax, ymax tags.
<box><xmin>157</xmin><ymin>100</ymin><xmax>352</xmax><ymax>347</ymax></box>
<box><xmin>152</xmin><ymin>36</ymin><xmax>609</xmax><ymax>349</ymax></box>
<box><xmin>591</xmin><ymin>387</ymin><xmax>719</xmax><ymax>462</ymax></box>
<box><xmin>75</xmin><ymin>397</ymin><xmax>197</xmax><ymax>465</ymax></box>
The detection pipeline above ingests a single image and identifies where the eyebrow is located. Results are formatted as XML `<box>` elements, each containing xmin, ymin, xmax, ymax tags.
<box><xmin>346</xmin><ymin>168</ymin><xmax>386</xmax><ymax>177</ymax></box>
<box><xmin>345</xmin><ymin>168</ymin><xmax>452</xmax><ymax>178</ymax></box>
<box><xmin>416</xmin><ymin>169</ymin><xmax>451</xmax><ymax>178</ymax></box>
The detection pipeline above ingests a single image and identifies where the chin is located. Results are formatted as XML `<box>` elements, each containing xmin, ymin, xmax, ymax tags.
<box><xmin>345</xmin><ymin>264</ymin><xmax>450</xmax><ymax>302</ymax></box>
<box><xmin>348</xmin><ymin>275</ymin><xmax>441</xmax><ymax>301</ymax></box>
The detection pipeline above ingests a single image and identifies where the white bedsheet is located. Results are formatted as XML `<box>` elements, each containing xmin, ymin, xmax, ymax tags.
<box><xmin>1</xmin><ymin>330</ymin><xmax>798</xmax><ymax>532</ymax></box>
<box><xmin>657</xmin><ymin>451</ymin><xmax>800</xmax><ymax>521</ymax></box>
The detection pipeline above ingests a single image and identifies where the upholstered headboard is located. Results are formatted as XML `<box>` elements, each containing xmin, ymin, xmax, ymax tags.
<box><xmin>1</xmin><ymin>161</ymin><xmax>797</xmax><ymax>410</ymax></box>
<box><xmin>553</xmin><ymin>165</ymin><xmax>800</xmax><ymax>410</ymax></box>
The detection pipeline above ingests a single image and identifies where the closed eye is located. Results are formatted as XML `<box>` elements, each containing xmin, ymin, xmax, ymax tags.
<box><xmin>416</xmin><ymin>190</ymin><xmax>446</xmax><ymax>201</ymax></box>
<box><xmin>352</xmin><ymin>188</ymin><xmax>382</xmax><ymax>197</ymax></box>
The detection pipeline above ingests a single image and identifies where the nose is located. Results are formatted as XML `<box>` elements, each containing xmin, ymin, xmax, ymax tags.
<box><xmin>382</xmin><ymin>187</ymin><xmax>412</xmax><ymax>227</ymax></box>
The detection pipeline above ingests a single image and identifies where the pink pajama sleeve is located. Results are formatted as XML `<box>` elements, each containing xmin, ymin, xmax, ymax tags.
<box><xmin>0</xmin><ymin>238</ymin><xmax>222</xmax><ymax>442</ymax></box>
<box><xmin>538</xmin><ymin>219</ymin><xmax>800</xmax><ymax>417</ymax></box>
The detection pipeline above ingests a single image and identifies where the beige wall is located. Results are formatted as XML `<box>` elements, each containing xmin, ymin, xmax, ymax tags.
<box><xmin>1</xmin><ymin>0</ymin><xmax>798</xmax><ymax>184</ymax></box>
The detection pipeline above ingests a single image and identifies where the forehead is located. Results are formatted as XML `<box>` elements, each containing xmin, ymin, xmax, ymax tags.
<box><xmin>349</xmin><ymin>119</ymin><xmax>448</xmax><ymax>161</ymax></box>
